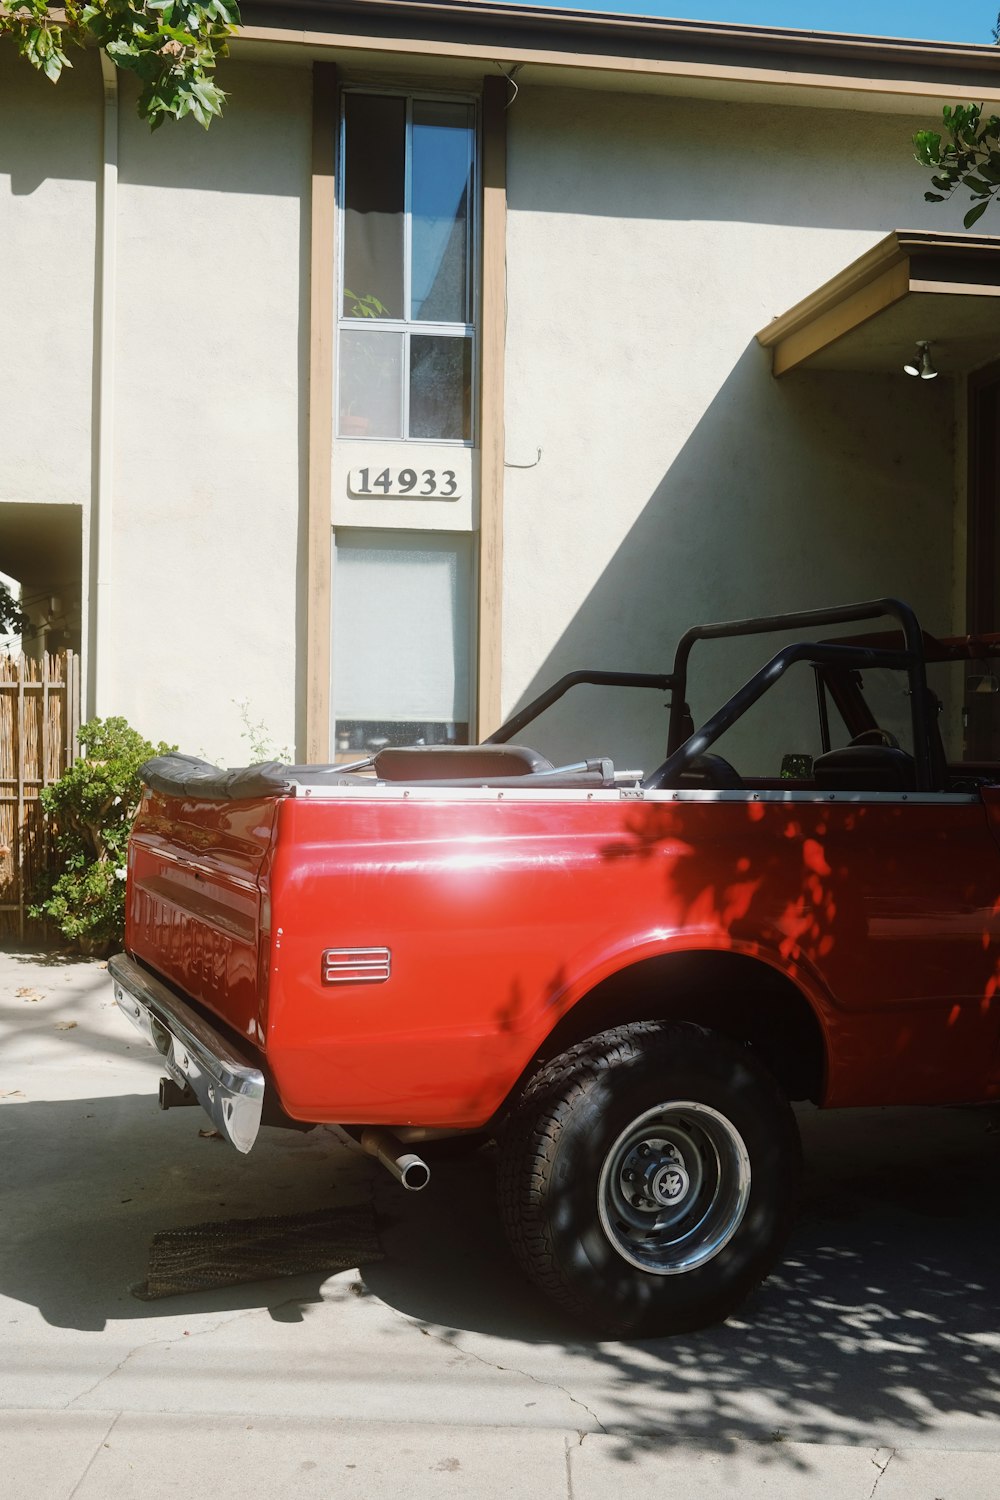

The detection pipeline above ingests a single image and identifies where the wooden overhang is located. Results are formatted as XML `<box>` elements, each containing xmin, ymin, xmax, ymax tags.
<box><xmin>756</xmin><ymin>230</ymin><xmax>1000</xmax><ymax>378</ymax></box>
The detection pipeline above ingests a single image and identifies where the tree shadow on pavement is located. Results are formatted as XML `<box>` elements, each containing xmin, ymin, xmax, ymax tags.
<box><xmin>0</xmin><ymin>946</ymin><xmax>103</xmax><ymax>967</ymax></box>
<box><xmin>5</xmin><ymin>1090</ymin><xmax>1000</xmax><ymax>1459</ymax></box>
<box><xmin>364</xmin><ymin>1103</ymin><xmax>1000</xmax><ymax>1452</ymax></box>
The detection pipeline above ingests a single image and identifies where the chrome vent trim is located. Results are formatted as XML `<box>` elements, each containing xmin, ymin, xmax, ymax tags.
<box><xmin>322</xmin><ymin>947</ymin><xmax>392</xmax><ymax>984</ymax></box>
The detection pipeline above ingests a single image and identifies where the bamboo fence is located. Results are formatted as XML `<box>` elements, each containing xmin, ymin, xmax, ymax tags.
<box><xmin>0</xmin><ymin>651</ymin><xmax>80</xmax><ymax>942</ymax></box>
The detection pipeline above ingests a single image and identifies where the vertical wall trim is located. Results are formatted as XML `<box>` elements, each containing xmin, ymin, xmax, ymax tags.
<box><xmin>953</xmin><ymin>373</ymin><xmax>967</xmax><ymax>637</ymax></box>
<box><xmin>89</xmin><ymin>52</ymin><xmax>118</xmax><ymax>719</ymax></box>
<box><xmin>306</xmin><ymin>61</ymin><xmax>338</xmax><ymax>762</ymax></box>
<box><xmin>476</xmin><ymin>74</ymin><xmax>507</xmax><ymax>741</ymax></box>
<box><xmin>966</xmin><ymin>358</ymin><xmax>1000</xmax><ymax>633</ymax></box>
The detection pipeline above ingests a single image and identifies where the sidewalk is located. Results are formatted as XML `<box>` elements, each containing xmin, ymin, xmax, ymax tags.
<box><xmin>5</xmin><ymin>1411</ymin><xmax>1000</xmax><ymax>1500</ymax></box>
<box><xmin>4</xmin><ymin>950</ymin><xmax>1000</xmax><ymax>1497</ymax></box>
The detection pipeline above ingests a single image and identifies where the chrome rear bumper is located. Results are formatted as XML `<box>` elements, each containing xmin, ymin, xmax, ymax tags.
<box><xmin>109</xmin><ymin>952</ymin><xmax>265</xmax><ymax>1154</ymax></box>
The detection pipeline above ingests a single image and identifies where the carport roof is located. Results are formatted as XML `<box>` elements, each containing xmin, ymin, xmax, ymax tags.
<box><xmin>756</xmin><ymin>229</ymin><xmax>1000</xmax><ymax>378</ymax></box>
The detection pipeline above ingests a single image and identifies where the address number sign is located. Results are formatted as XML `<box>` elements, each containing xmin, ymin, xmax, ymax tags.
<box><xmin>349</xmin><ymin>467</ymin><xmax>461</xmax><ymax>499</ymax></box>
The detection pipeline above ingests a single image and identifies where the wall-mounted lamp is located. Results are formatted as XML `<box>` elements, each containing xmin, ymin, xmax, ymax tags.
<box><xmin>903</xmin><ymin>340</ymin><xmax>938</xmax><ymax>380</ymax></box>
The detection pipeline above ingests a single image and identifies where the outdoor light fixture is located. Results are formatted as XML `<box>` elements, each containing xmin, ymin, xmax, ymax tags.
<box><xmin>903</xmin><ymin>341</ymin><xmax>938</xmax><ymax>380</ymax></box>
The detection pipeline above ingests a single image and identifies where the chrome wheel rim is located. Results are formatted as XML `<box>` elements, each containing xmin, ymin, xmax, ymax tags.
<box><xmin>597</xmin><ymin>1101</ymin><xmax>751</xmax><ymax>1275</ymax></box>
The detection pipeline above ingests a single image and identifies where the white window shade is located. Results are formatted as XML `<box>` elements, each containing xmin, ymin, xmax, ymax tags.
<box><xmin>333</xmin><ymin>530</ymin><xmax>472</xmax><ymax>723</ymax></box>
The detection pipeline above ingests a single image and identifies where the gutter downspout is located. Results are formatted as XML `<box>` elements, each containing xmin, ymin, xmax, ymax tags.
<box><xmin>89</xmin><ymin>52</ymin><xmax>118</xmax><ymax>718</ymax></box>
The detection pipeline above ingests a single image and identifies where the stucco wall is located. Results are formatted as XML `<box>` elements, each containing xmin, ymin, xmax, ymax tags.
<box><xmin>109</xmin><ymin>62</ymin><xmax>310</xmax><ymax>762</ymax></box>
<box><xmin>0</xmin><ymin>54</ymin><xmax>310</xmax><ymax>763</ymax></box>
<box><xmin>502</xmin><ymin>88</ymin><xmax>964</xmax><ymax>770</ymax></box>
<box><xmin>0</xmin><ymin>52</ymin><xmax>100</xmax><ymax>510</ymax></box>
<box><xmin>0</xmin><ymin>58</ymin><xmax>975</xmax><ymax>771</ymax></box>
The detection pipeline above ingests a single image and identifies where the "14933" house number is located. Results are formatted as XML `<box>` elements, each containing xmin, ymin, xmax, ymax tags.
<box><xmin>348</xmin><ymin>467</ymin><xmax>461</xmax><ymax>499</ymax></box>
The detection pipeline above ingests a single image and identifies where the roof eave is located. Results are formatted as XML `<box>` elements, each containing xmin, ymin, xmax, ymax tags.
<box><xmin>238</xmin><ymin>0</ymin><xmax>1000</xmax><ymax>99</ymax></box>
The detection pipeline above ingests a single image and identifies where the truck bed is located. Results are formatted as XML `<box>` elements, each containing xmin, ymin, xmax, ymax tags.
<box><xmin>125</xmin><ymin>754</ymin><xmax>1000</xmax><ymax>1135</ymax></box>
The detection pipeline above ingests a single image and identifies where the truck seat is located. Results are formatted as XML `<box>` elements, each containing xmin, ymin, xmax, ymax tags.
<box><xmin>812</xmin><ymin>745</ymin><xmax>916</xmax><ymax>791</ymax></box>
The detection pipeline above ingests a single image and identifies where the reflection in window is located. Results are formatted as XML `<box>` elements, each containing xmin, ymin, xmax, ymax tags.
<box><xmin>338</xmin><ymin>92</ymin><xmax>476</xmax><ymax>443</ymax></box>
<box><xmin>411</xmin><ymin>101</ymin><xmax>472</xmax><ymax>324</ymax></box>
<box><xmin>410</xmin><ymin>336</ymin><xmax>472</xmax><ymax>441</ymax></box>
<box><xmin>339</xmin><ymin>330</ymin><xmax>403</xmax><ymax>440</ymax></box>
<box><xmin>342</xmin><ymin>94</ymin><xmax>405</xmax><ymax>321</ymax></box>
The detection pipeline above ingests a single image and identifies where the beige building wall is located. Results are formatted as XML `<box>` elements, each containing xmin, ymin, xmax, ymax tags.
<box><xmin>109</xmin><ymin>63</ymin><xmax>311</xmax><ymax>763</ymax></box>
<box><xmin>0</xmin><ymin>51</ymin><xmax>99</xmax><ymax>654</ymax></box>
<box><xmin>1</xmin><ymin>53</ymin><xmax>311</xmax><ymax>763</ymax></box>
<box><xmin>501</xmin><ymin>87</ymin><xmax>966</xmax><ymax>768</ymax></box>
<box><xmin>0</xmin><ymin>52</ymin><xmax>99</xmax><ymax>508</ymax></box>
<box><xmin>0</xmin><ymin>52</ymin><xmax>976</xmax><ymax>769</ymax></box>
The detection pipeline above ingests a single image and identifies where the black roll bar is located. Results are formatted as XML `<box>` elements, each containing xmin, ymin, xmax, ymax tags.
<box><xmin>813</xmin><ymin>665</ymin><xmax>833</xmax><ymax>757</ymax></box>
<box><xmin>486</xmin><ymin>671</ymin><xmax>675</xmax><ymax>745</ymax></box>
<box><xmin>664</xmin><ymin>598</ymin><xmax>933</xmax><ymax>791</ymax></box>
<box><xmin>651</xmin><ymin>642</ymin><xmax>925</xmax><ymax>788</ymax></box>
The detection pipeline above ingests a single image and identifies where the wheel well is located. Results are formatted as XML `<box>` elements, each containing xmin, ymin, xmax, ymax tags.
<box><xmin>535</xmin><ymin>951</ymin><xmax>826</xmax><ymax>1103</ymax></box>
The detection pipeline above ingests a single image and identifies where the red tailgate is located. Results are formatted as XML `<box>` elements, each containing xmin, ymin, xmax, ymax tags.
<box><xmin>125</xmin><ymin>790</ymin><xmax>280</xmax><ymax>1046</ymax></box>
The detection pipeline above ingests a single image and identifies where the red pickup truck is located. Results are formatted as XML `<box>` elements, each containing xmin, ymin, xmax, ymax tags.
<box><xmin>111</xmin><ymin>599</ymin><xmax>1000</xmax><ymax>1336</ymax></box>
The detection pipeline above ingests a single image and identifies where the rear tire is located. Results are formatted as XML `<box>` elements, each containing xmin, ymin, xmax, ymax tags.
<box><xmin>498</xmin><ymin>1021</ymin><xmax>800</xmax><ymax>1336</ymax></box>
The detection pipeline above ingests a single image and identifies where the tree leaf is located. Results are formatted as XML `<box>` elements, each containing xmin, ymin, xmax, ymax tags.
<box><xmin>3</xmin><ymin>0</ymin><xmax>241</xmax><ymax>128</ymax></box>
<box><xmin>964</xmin><ymin>199</ymin><xmax>990</xmax><ymax>228</ymax></box>
<box><xmin>913</xmin><ymin>129</ymin><xmax>942</xmax><ymax>165</ymax></box>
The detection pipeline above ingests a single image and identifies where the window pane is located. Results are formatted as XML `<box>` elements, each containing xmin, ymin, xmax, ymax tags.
<box><xmin>343</xmin><ymin>95</ymin><xmax>405</xmax><ymax>320</ymax></box>
<box><xmin>411</xmin><ymin>101</ymin><xmax>473</xmax><ymax>324</ymax></box>
<box><xmin>339</xmin><ymin>329</ymin><xmax>403</xmax><ymax>439</ymax></box>
<box><xmin>409</xmin><ymin>335</ymin><xmax>471</xmax><ymax>441</ymax></box>
<box><xmin>333</xmin><ymin>531</ymin><xmax>472</xmax><ymax>733</ymax></box>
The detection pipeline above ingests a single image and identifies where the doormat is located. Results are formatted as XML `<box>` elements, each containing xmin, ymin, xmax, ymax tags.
<box><xmin>132</xmin><ymin>1205</ymin><xmax>384</xmax><ymax>1299</ymax></box>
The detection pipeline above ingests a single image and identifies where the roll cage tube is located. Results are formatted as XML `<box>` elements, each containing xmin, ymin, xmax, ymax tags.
<box><xmin>648</xmin><ymin>642</ymin><xmax>928</xmax><ymax>789</ymax></box>
<box><xmin>486</xmin><ymin>672</ymin><xmax>675</xmax><ymax>745</ymax></box>
<box><xmin>662</xmin><ymin>598</ymin><xmax>934</xmax><ymax>792</ymax></box>
<box><xmin>813</xmin><ymin>665</ymin><xmax>833</xmax><ymax>756</ymax></box>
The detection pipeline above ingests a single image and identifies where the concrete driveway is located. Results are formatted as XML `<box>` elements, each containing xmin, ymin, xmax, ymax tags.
<box><xmin>3</xmin><ymin>949</ymin><xmax>1000</xmax><ymax>1498</ymax></box>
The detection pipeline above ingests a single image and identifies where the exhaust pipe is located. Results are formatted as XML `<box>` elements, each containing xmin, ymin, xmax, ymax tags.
<box><xmin>360</xmin><ymin>1128</ymin><xmax>431</xmax><ymax>1191</ymax></box>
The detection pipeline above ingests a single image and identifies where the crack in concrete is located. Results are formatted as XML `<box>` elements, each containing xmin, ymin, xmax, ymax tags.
<box><xmin>66</xmin><ymin>1346</ymin><xmax>148</xmax><ymax>1410</ymax></box>
<box><xmin>63</xmin><ymin>1307</ymin><xmax>262</xmax><ymax>1409</ymax></box>
<box><xmin>565</xmin><ymin>1430</ymin><xmax>590</xmax><ymax>1500</ymax></box>
<box><xmin>65</xmin><ymin>1409</ymin><xmax>121</xmax><ymax>1499</ymax></box>
<box><xmin>394</xmin><ymin>1308</ymin><xmax>608</xmax><ymax>1434</ymax></box>
<box><xmin>869</xmin><ymin>1446</ymin><xmax>896</xmax><ymax>1499</ymax></box>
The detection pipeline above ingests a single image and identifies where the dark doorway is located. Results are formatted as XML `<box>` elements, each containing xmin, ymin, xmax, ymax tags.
<box><xmin>0</xmin><ymin>503</ymin><xmax>83</xmax><ymax>659</ymax></box>
<box><xmin>965</xmin><ymin>363</ymin><xmax>1000</xmax><ymax>756</ymax></box>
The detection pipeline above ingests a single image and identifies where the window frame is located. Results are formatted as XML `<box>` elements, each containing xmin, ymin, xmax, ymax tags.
<box><xmin>335</xmin><ymin>85</ymin><xmax>481</xmax><ymax>447</ymax></box>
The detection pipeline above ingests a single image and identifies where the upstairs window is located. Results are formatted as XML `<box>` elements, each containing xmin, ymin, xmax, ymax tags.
<box><xmin>338</xmin><ymin>92</ymin><xmax>476</xmax><ymax>443</ymax></box>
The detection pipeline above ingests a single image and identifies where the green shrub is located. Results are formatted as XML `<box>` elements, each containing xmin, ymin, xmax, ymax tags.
<box><xmin>30</xmin><ymin>716</ymin><xmax>174</xmax><ymax>951</ymax></box>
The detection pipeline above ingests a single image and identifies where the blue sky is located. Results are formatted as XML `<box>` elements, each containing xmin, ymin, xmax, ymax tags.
<box><xmin>528</xmin><ymin>2</ymin><xmax>998</xmax><ymax>47</ymax></box>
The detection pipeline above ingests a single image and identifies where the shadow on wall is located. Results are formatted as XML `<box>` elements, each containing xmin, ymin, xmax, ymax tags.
<box><xmin>0</xmin><ymin>54</ymin><xmax>309</xmax><ymax>196</ymax></box>
<box><xmin>502</xmin><ymin>340</ymin><xmax>956</xmax><ymax>767</ymax></box>
<box><xmin>506</xmin><ymin>89</ymin><xmax>967</xmax><ymax>236</ymax></box>
<box><xmin>0</xmin><ymin>50</ymin><xmax>103</xmax><ymax>195</ymax></box>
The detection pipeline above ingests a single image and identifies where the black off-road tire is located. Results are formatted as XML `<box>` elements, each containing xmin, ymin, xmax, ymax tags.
<box><xmin>497</xmin><ymin>1021</ymin><xmax>800</xmax><ymax>1337</ymax></box>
